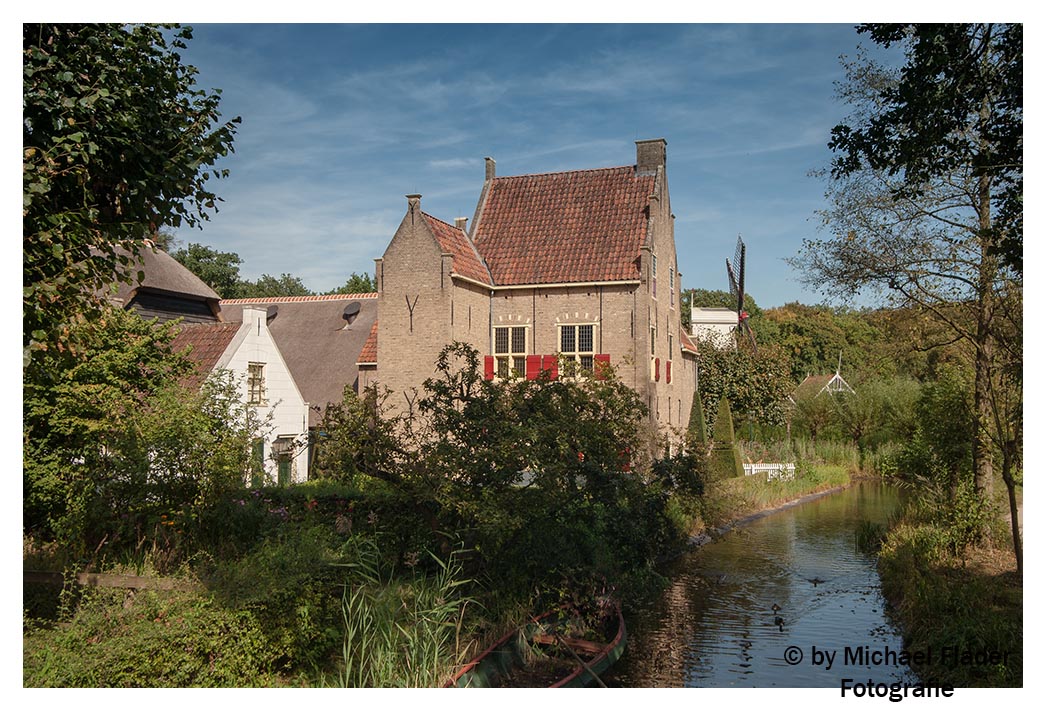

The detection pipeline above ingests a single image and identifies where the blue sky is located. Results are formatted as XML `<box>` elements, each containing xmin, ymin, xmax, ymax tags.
<box><xmin>169</xmin><ymin>23</ymin><xmax>894</xmax><ymax>308</ymax></box>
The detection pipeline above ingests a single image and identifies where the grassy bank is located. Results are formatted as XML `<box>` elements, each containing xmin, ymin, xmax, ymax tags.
<box><xmin>21</xmin><ymin>440</ymin><xmax>863</xmax><ymax>688</ymax></box>
<box><xmin>875</xmin><ymin>489</ymin><xmax>1022</xmax><ymax>687</ymax></box>
<box><xmin>705</xmin><ymin>463</ymin><xmax>852</xmax><ymax>527</ymax></box>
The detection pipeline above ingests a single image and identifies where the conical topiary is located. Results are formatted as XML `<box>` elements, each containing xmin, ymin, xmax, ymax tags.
<box><xmin>710</xmin><ymin>396</ymin><xmax>744</xmax><ymax>480</ymax></box>
<box><xmin>687</xmin><ymin>391</ymin><xmax>709</xmax><ymax>452</ymax></box>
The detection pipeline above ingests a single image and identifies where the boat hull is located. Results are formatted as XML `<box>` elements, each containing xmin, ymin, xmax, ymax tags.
<box><xmin>447</xmin><ymin>604</ymin><xmax>626</xmax><ymax>688</ymax></box>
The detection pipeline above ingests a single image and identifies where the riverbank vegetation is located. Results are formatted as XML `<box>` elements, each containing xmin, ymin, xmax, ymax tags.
<box><xmin>876</xmin><ymin>485</ymin><xmax>1022</xmax><ymax>687</ymax></box>
<box><xmin>24</xmin><ymin>22</ymin><xmax>1019</xmax><ymax>688</ymax></box>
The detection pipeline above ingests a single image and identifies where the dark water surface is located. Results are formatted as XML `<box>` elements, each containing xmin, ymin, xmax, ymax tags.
<box><xmin>608</xmin><ymin>482</ymin><xmax>918</xmax><ymax>687</ymax></box>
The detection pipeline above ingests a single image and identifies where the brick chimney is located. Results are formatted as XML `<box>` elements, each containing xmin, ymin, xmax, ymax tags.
<box><xmin>636</xmin><ymin>138</ymin><xmax>667</xmax><ymax>176</ymax></box>
<box><xmin>406</xmin><ymin>193</ymin><xmax>421</xmax><ymax>212</ymax></box>
<box><xmin>455</xmin><ymin>217</ymin><xmax>468</xmax><ymax>231</ymax></box>
<box><xmin>485</xmin><ymin>156</ymin><xmax>496</xmax><ymax>181</ymax></box>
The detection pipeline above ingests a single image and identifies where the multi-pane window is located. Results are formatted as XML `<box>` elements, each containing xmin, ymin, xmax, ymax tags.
<box><xmin>247</xmin><ymin>363</ymin><xmax>266</xmax><ymax>404</ymax></box>
<box><xmin>494</xmin><ymin>326</ymin><xmax>527</xmax><ymax>378</ymax></box>
<box><xmin>652</xmin><ymin>254</ymin><xmax>658</xmax><ymax>297</ymax></box>
<box><xmin>669</xmin><ymin>263</ymin><xmax>675</xmax><ymax>306</ymax></box>
<box><xmin>560</xmin><ymin>324</ymin><xmax>595</xmax><ymax>372</ymax></box>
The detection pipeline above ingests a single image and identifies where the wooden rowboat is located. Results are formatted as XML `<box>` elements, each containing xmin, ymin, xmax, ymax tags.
<box><xmin>446</xmin><ymin>602</ymin><xmax>626</xmax><ymax>688</ymax></box>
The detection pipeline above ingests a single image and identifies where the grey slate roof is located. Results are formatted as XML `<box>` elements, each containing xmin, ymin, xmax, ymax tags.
<box><xmin>219</xmin><ymin>294</ymin><xmax>378</xmax><ymax>427</ymax></box>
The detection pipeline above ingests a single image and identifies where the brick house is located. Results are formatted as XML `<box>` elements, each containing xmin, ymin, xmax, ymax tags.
<box><xmin>369</xmin><ymin>139</ymin><xmax>700</xmax><ymax>443</ymax></box>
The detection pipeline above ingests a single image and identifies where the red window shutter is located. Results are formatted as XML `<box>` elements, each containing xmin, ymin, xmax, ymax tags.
<box><xmin>666</xmin><ymin>360</ymin><xmax>672</xmax><ymax>384</ymax></box>
<box><xmin>594</xmin><ymin>354</ymin><xmax>611</xmax><ymax>380</ymax></box>
<box><xmin>542</xmin><ymin>354</ymin><xmax>558</xmax><ymax>380</ymax></box>
<box><xmin>654</xmin><ymin>357</ymin><xmax>660</xmax><ymax>381</ymax></box>
<box><xmin>483</xmin><ymin>355</ymin><xmax>495</xmax><ymax>381</ymax></box>
<box><xmin>526</xmin><ymin>354</ymin><xmax>542</xmax><ymax>380</ymax></box>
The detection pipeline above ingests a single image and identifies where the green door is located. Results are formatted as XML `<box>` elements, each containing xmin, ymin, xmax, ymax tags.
<box><xmin>251</xmin><ymin>439</ymin><xmax>265</xmax><ymax>487</ymax></box>
<box><xmin>277</xmin><ymin>455</ymin><xmax>291</xmax><ymax>486</ymax></box>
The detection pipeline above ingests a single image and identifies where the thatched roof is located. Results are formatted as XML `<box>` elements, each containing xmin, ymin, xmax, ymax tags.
<box><xmin>219</xmin><ymin>294</ymin><xmax>377</xmax><ymax>427</ymax></box>
<box><xmin>104</xmin><ymin>245</ymin><xmax>220</xmax><ymax>306</ymax></box>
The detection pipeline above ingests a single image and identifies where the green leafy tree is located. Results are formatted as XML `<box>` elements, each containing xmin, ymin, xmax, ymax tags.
<box><xmin>762</xmin><ymin>303</ymin><xmax>886</xmax><ymax>382</ymax></box>
<box><xmin>23</xmin><ymin>306</ymin><xmax>260</xmax><ymax>554</ymax></box>
<box><xmin>687</xmin><ymin>390</ymin><xmax>709</xmax><ymax>452</ymax></box>
<box><xmin>172</xmin><ymin>242</ymin><xmax>245</xmax><ymax>298</ymax></box>
<box><xmin>239</xmin><ymin>273</ymin><xmax>314</xmax><ymax>298</ymax></box>
<box><xmin>325</xmin><ymin>272</ymin><xmax>376</xmax><ymax>295</ymax></box>
<box><xmin>691</xmin><ymin>340</ymin><xmax>793</xmax><ymax>429</ymax></box>
<box><xmin>798</xmin><ymin>24</ymin><xmax>1021</xmax><ymax>500</ymax></box>
<box><xmin>790</xmin><ymin>391</ymin><xmax>837</xmax><ymax>441</ymax></box>
<box><xmin>315</xmin><ymin>343</ymin><xmax>678</xmax><ymax>598</ymax></box>
<box><xmin>23</xmin><ymin>24</ymin><xmax>239</xmax><ymax>364</ymax></box>
<box><xmin>829</xmin><ymin>24</ymin><xmax>1022</xmax><ymax>275</ymax></box>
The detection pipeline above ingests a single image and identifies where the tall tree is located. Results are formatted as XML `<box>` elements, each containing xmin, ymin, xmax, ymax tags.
<box><xmin>239</xmin><ymin>273</ymin><xmax>313</xmax><ymax>298</ymax></box>
<box><xmin>172</xmin><ymin>242</ymin><xmax>245</xmax><ymax>298</ymax></box>
<box><xmin>325</xmin><ymin>272</ymin><xmax>376</xmax><ymax>295</ymax></box>
<box><xmin>829</xmin><ymin>24</ymin><xmax>1022</xmax><ymax>274</ymax></box>
<box><xmin>691</xmin><ymin>340</ymin><xmax>793</xmax><ymax>430</ymax></box>
<box><xmin>796</xmin><ymin>24</ymin><xmax>1022</xmax><ymax>502</ymax></box>
<box><xmin>23</xmin><ymin>24</ymin><xmax>239</xmax><ymax>364</ymax></box>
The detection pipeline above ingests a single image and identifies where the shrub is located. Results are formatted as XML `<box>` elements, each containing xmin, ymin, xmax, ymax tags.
<box><xmin>203</xmin><ymin>524</ymin><xmax>345</xmax><ymax>673</ymax></box>
<box><xmin>23</xmin><ymin>588</ymin><xmax>277</xmax><ymax>687</ymax></box>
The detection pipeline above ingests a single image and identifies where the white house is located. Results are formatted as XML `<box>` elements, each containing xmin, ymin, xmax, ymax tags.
<box><xmin>689</xmin><ymin>307</ymin><xmax>738</xmax><ymax>349</ymax></box>
<box><xmin>171</xmin><ymin>306</ymin><xmax>310</xmax><ymax>485</ymax></box>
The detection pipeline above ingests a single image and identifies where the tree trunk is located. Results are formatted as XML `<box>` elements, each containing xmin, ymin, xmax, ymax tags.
<box><xmin>972</xmin><ymin>171</ymin><xmax>996</xmax><ymax>499</ymax></box>
<box><xmin>996</xmin><ymin>439</ymin><xmax>1021</xmax><ymax>573</ymax></box>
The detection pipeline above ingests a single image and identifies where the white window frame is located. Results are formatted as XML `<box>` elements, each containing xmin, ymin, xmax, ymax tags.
<box><xmin>493</xmin><ymin>325</ymin><xmax>528</xmax><ymax>379</ymax></box>
<box><xmin>558</xmin><ymin>323</ymin><xmax>597</xmax><ymax>375</ymax></box>
<box><xmin>247</xmin><ymin>362</ymin><xmax>267</xmax><ymax>405</ymax></box>
<box><xmin>669</xmin><ymin>263</ymin><xmax>675</xmax><ymax>306</ymax></box>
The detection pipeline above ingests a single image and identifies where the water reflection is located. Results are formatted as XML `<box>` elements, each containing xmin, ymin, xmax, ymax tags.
<box><xmin>610</xmin><ymin>483</ymin><xmax>918</xmax><ymax>687</ymax></box>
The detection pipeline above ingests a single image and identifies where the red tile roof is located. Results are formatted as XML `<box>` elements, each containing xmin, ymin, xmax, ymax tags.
<box><xmin>423</xmin><ymin>213</ymin><xmax>492</xmax><ymax>285</ymax></box>
<box><xmin>220</xmin><ymin>293</ymin><xmax>378</xmax><ymax>304</ymax></box>
<box><xmin>356</xmin><ymin>320</ymin><xmax>378</xmax><ymax>365</ymax></box>
<box><xmin>680</xmin><ymin>327</ymin><xmax>699</xmax><ymax>355</ymax></box>
<box><xmin>169</xmin><ymin>322</ymin><xmax>241</xmax><ymax>390</ymax></box>
<box><xmin>472</xmin><ymin>166</ymin><xmax>655</xmax><ymax>285</ymax></box>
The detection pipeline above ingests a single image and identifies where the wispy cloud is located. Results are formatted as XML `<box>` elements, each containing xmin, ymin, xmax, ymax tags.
<box><xmin>173</xmin><ymin>23</ymin><xmax>863</xmax><ymax>306</ymax></box>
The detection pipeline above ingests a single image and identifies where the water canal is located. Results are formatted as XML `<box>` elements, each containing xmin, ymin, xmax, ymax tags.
<box><xmin>608</xmin><ymin>482</ymin><xmax>919</xmax><ymax>687</ymax></box>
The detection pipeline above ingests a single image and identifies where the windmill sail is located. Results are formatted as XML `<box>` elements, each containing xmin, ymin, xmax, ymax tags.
<box><xmin>724</xmin><ymin>236</ymin><xmax>756</xmax><ymax>353</ymax></box>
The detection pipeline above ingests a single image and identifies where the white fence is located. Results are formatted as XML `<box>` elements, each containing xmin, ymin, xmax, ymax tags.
<box><xmin>743</xmin><ymin>462</ymin><xmax>796</xmax><ymax>481</ymax></box>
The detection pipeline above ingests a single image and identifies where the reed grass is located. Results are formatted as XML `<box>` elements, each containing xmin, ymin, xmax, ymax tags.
<box><xmin>738</xmin><ymin>438</ymin><xmax>861</xmax><ymax>471</ymax></box>
<box><xmin>337</xmin><ymin>535</ymin><xmax>473</xmax><ymax>687</ymax></box>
